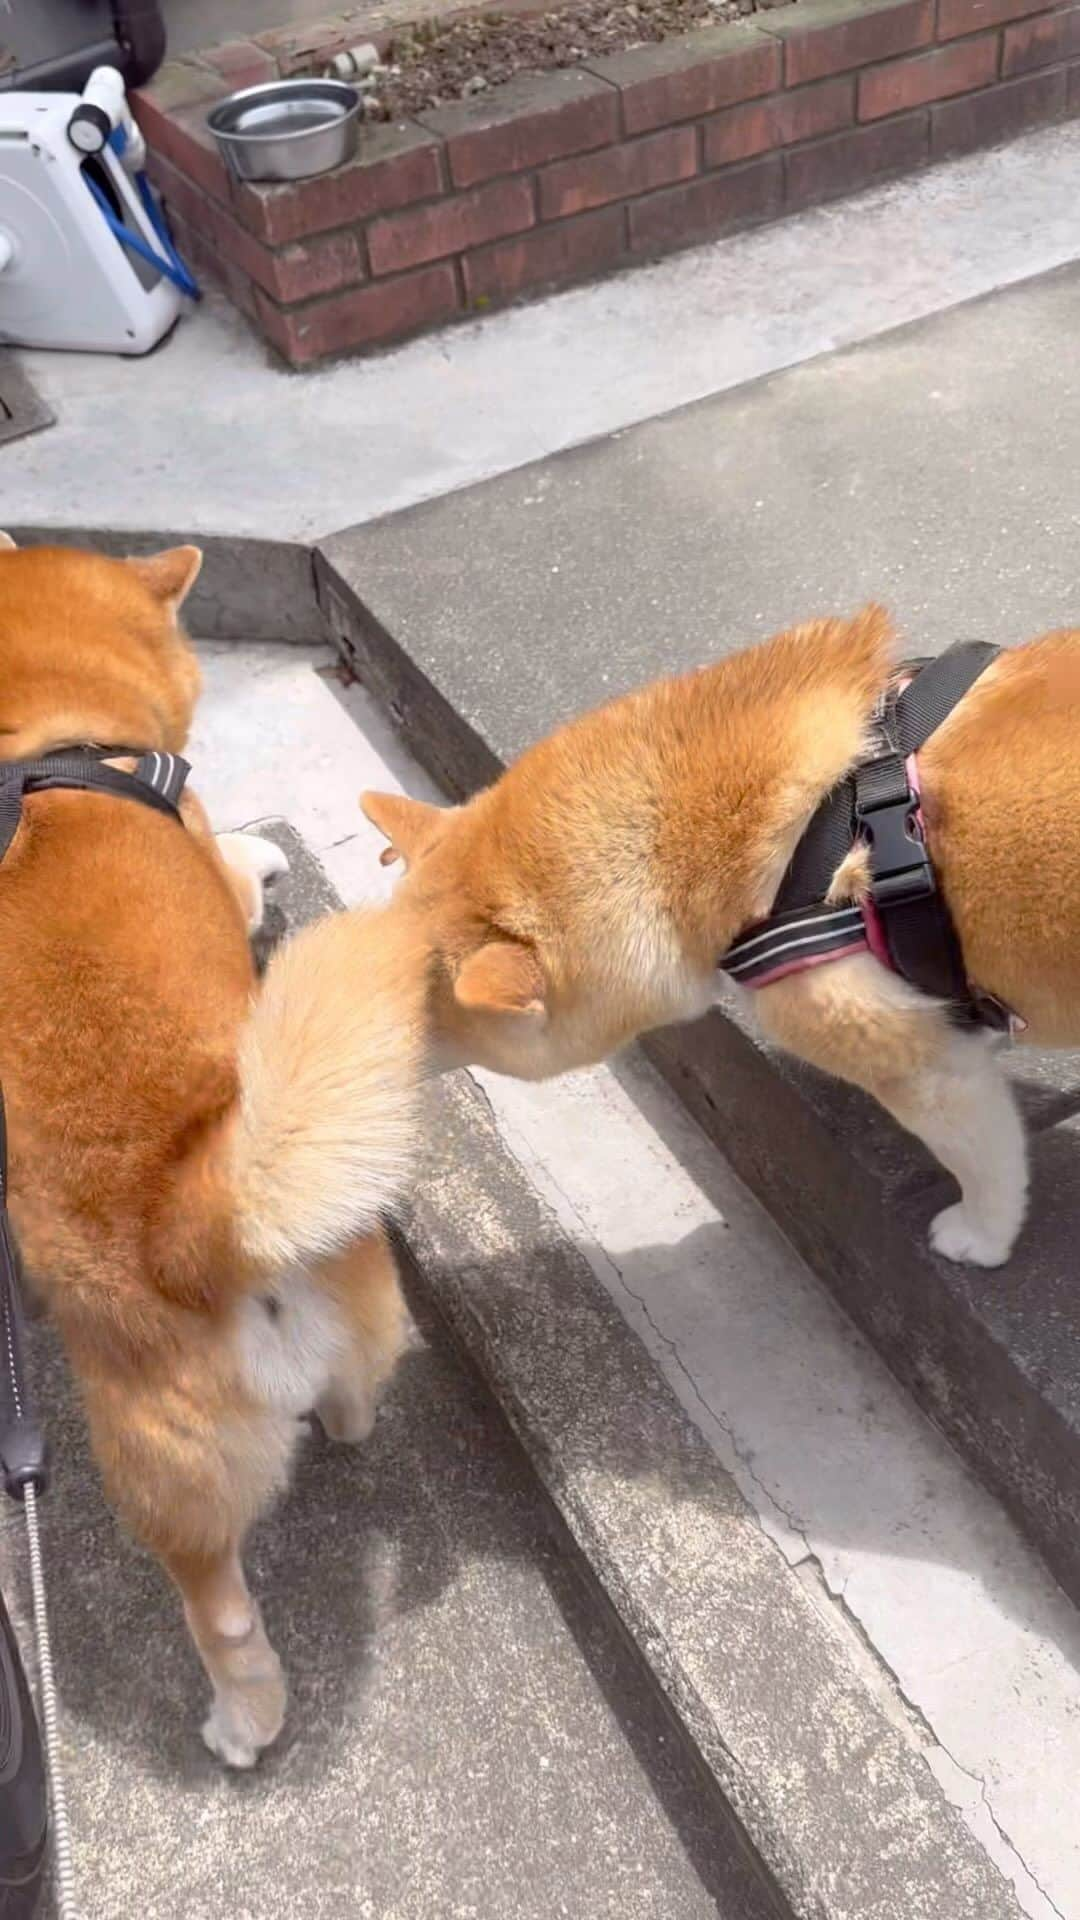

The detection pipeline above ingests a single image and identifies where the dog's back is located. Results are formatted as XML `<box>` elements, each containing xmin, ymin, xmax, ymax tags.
<box><xmin>0</xmin><ymin>545</ymin><xmax>253</xmax><ymax>1329</ymax></box>
<box><xmin>921</xmin><ymin>629</ymin><xmax>1080</xmax><ymax>1047</ymax></box>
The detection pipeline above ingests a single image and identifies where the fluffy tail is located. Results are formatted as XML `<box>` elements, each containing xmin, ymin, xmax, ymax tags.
<box><xmin>228</xmin><ymin>905</ymin><xmax>427</xmax><ymax>1275</ymax></box>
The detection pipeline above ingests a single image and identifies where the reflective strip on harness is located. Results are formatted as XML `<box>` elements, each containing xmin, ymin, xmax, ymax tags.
<box><xmin>128</xmin><ymin>750</ymin><xmax>189</xmax><ymax>808</ymax></box>
<box><xmin>0</xmin><ymin>747</ymin><xmax>191</xmax><ymax>864</ymax></box>
<box><xmin>722</xmin><ymin>903</ymin><xmax>868</xmax><ymax>987</ymax></box>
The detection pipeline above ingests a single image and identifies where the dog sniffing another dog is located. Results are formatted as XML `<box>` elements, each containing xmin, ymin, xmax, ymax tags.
<box><xmin>5</xmin><ymin>544</ymin><xmax>1073</xmax><ymax>1767</ymax></box>
<box><xmin>365</xmin><ymin>604</ymin><xmax>1080</xmax><ymax>1274</ymax></box>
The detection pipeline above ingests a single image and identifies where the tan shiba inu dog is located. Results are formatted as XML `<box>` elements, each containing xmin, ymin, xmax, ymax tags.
<box><xmin>0</xmin><ymin>538</ymin><xmax>426</xmax><ymax>1765</ymax></box>
<box><xmin>363</xmin><ymin>606</ymin><xmax>1080</xmax><ymax>1271</ymax></box>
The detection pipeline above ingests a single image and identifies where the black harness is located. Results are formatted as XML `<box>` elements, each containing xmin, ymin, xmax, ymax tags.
<box><xmin>0</xmin><ymin>744</ymin><xmax>190</xmax><ymax>1500</ymax></box>
<box><xmin>719</xmin><ymin>642</ymin><xmax>1011</xmax><ymax>1030</ymax></box>
<box><xmin>0</xmin><ymin>746</ymin><xmax>190</xmax><ymax>863</ymax></box>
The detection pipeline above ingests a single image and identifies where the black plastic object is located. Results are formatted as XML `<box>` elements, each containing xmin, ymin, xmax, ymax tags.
<box><xmin>0</xmin><ymin>1077</ymin><xmax>47</xmax><ymax>1918</ymax></box>
<box><xmin>0</xmin><ymin>1588</ymin><xmax>46</xmax><ymax>1920</ymax></box>
<box><xmin>0</xmin><ymin>1</ymin><xmax>166</xmax><ymax>94</ymax></box>
<box><xmin>0</xmin><ymin>1074</ymin><xmax>48</xmax><ymax>1506</ymax></box>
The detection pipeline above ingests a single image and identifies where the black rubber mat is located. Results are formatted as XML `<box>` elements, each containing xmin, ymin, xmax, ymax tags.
<box><xmin>0</xmin><ymin>358</ymin><xmax>53</xmax><ymax>448</ymax></box>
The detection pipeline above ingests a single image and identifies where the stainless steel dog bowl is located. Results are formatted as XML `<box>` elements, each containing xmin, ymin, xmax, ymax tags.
<box><xmin>207</xmin><ymin>79</ymin><xmax>360</xmax><ymax>182</ymax></box>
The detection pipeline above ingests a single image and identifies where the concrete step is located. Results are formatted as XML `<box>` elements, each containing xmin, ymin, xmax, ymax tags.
<box><xmin>312</xmin><ymin>257</ymin><xmax>1080</xmax><ymax>1610</ymax></box>
<box><xmin>187</xmin><ymin>646</ymin><xmax>1080</xmax><ymax>1919</ymax></box>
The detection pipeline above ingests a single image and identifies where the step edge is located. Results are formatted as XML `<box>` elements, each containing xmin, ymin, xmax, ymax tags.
<box><xmin>8</xmin><ymin>525</ymin><xmax>323</xmax><ymax>645</ymax></box>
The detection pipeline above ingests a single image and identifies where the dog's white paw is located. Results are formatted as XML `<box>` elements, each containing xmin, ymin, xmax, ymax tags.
<box><xmin>930</xmin><ymin>1203</ymin><xmax>1014</xmax><ymax>1268</ymax></box>
<box><xmin>201</xmin><ymin>1681</ymin><xmax>284</xmax><ymax>1769</ymax></box>
<box><xmin>216</xmin><ymin>832</ymin><xmax>289</xmax><ymax>934</ymax></box>
<box><xmin>200</xmin><ymin>1640</ymin><xmax>286</xmax><ymax>1770</ymax></box>
<box><xmin>217</xmin><ymin>831</ymin><xmax>289</xmax><ymax>883</ymax></box>
<box><xmin>316</xmin><ymin>1384</ymin><xmax>376</xmax><ymax>1446</ymax></box>
<box><xmin>202</xmin><ymin>1702</ymin><xmax>259</xmax><ymax>1769</ymax></box>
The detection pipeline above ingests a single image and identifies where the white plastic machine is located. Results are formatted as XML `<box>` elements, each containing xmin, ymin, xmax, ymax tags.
<box><xmin>0</xmin><ymin>79</ymin><xmax>192</xmax><ymax>353</ymax></box>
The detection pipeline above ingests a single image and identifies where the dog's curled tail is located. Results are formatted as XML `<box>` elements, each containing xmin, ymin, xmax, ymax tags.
<box><xmin>229</xmin><ymin>906</ymin><xmax>427</xmax><ymax>1276</ymax></box>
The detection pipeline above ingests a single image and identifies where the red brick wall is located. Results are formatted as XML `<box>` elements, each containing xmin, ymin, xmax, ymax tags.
<box><xmin>135</xmin><ymin>0</ymin><xmax>1080</xmax><ymax>366</ymax></box>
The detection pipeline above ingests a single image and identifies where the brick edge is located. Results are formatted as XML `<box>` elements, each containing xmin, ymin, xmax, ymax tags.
<box><xmin>135</xmin><ymin>0</ymin><xmax>1080</xmax><ymax>365</ymax></box>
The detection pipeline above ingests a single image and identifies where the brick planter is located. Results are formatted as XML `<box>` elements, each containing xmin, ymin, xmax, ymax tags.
<box><xmin>135</xmin><ymin>0</ymin><xmax>1080</xmax><ymax>365</ymax></box>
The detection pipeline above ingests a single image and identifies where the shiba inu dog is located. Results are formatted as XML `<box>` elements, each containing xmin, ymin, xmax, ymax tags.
<box><xmin>363</xmin><ymin>606</ymin><xmax>1080</xmax><ymax>1271</ymax></box>
<box><xmin>1</xmin><ymin>538</ymin><xmax>426</xmax><ymax>1765</ymax></box>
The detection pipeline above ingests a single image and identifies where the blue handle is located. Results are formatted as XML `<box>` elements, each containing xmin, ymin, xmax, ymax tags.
<box><xmin>83</xmin><ymin>167</ymin><xmax>200</xmax><ymax>302</ymax></box>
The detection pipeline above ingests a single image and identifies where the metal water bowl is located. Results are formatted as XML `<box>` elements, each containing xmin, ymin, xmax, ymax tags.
<box><xmin>207</xmin><ymin>78</ymin><xmax>361</xmax><ymax>183</ymax></box>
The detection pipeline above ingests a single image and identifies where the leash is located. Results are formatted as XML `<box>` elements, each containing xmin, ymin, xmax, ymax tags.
<box><xmin>1</xmin><ymin>1089</ymin><xmax>78</xmax><ymax>1920</ymax></box>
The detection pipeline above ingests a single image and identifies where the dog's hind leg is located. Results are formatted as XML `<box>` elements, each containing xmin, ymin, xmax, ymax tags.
<box><xmin>83</xmin><ymin>1362</ymin><xmax>296</xmax><ymax>1767</ymax></box>
<box><xmin>754</xmin><ymin>952</ymin><xmax>1028</xmax><ymax>1268</ymax></box>
<box><xmin>312</xmin><ymin>1233</ymin><xmax>409</xmax><ymax>1445</ymax></box>
<box><xmin>164</xmin><ymin>1544</ymin><xmax>286</xmax><ymax>1768</ymax></box>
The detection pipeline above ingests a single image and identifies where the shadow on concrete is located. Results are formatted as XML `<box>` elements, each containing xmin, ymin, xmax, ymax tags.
<box><xmin>0</xmin><ymin>1280</ymin><xmax>773</xmax><ymax>1919</ymax></box>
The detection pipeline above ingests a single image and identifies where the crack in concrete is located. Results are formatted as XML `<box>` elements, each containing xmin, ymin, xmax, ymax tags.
<box><xmin>975</xmin><ymin>1790</ymin><xmax>1067</xmax><ymax>1920</ymax></box>
<box><xmin>606</xmin><ymin>1243</ymin><xmax>812</xmax><ymax>1548</ymax></box>
<box><xmin>808</xmin><ymin>1569</ymin><xmax>1064</xmax><ymax>1920</ymax></box>
<box><xmin>632</xmin><ymin>1300</ymin><xmax>1068</xmax><ymax>1919</ymax></box>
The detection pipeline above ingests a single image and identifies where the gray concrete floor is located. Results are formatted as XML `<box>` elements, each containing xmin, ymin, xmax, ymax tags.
<box><xmin>321</xmin><ymin>256</ymin><xmax>1080</xmax><ymax>762</ymax></box>
<box><xmin>11</xmin><ymin>120</ymin><xmax>1080</xmax><ymax>543</ymax></box>
<box><xmin>0</xmin><ymin>1282</ymin><xmax>752</xmax><ymax>1920</ymax></box>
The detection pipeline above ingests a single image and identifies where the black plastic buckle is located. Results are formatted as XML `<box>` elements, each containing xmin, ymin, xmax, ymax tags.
<box><xmin>857</xmin><ymin>793</ymin><xmax>936</xmax><ymax>907</ymax></box>
<box><xmin>0</xmin><ymin>1417</ymin><xmax>48</xmax><ymax>1503</ymax></box>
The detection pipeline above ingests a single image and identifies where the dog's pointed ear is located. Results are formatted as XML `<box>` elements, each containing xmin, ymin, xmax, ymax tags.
<box><xmin>128</xmin><ymin>545</ymin><xmax>203</xmax><ymax>609</ymax></box>
<box><xmin>361</xmin><ymin>791</ymin><xmax>447</xmax><ymax>869</ymax></box>
<box><xmin>454</xmin><ymin>941</ymin><xmax>546</xmax><ymax>1018</ymax></box>
<box><xmin>0</xmin><ymin>532</ymin><xmax>16</xmax><ymax>551</ymax></box>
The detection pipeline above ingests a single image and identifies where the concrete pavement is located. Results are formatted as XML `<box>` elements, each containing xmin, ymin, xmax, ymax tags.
<box><xmin>9</xmin><ymin>118</ymin><xmax>1080</xmax><ymax>558</ymax></box>
<box><xmin>317</xmin><ymin>256</ymin><xmax>1080</xmax><ymax>765</ymax></box>
<box><xmin>0</xmin><ymin>1166</ymin><xmax>749</xmax><ymax>1920</ymax></box>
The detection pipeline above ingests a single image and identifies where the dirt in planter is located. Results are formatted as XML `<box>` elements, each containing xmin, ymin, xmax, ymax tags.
<box><xmin>367</xmin><ymin>0</ymin><xmax>793</xmax><ymax>119</ymax></box>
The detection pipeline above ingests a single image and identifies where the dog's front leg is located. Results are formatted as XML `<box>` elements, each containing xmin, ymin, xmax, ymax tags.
<box><xmin>879</xmin><ymin>1032</ymin><xmax>1027</xmax><ymax>1266</ymax></box>
<box><xmin>214</xmin><ymin>830</ymin><xmax>290</xmax><ymax>933</ymax></box>
<box><xmin>754</xmin><ymin>953</ymin><xmax>1028</xmax><ymax>1268</ymax></box>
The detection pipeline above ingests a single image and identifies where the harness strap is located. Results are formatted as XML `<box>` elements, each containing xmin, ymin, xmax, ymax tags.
<box><xmin>895</xmin><ymin>643</ymin><xmax>999</xmax><ymax>750</ymax></box>
<box><xmin>0</xmin><ymin>748</ymin><xmax>190</xmax><ymax>863</ymax></box>
<box><xmin>723</xmin><ymin>902</ymin><xmax>867</xmax><ymax>987</ymax></box>
<box><xmin>721</xmin><ymin>642</ymin><xmax>1005</xmax><ymax>1024</ymax></box>
<box><xmin>854</xmin><ymin>645</ymin><xmax>999</xmax><ymax>1023</ymax></box>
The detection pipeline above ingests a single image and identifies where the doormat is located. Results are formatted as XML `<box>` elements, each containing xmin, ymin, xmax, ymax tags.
<box><xmin>0</xmin><ymin>354</ymin><xmax>54</xmax><ymax>446</ymax></box>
